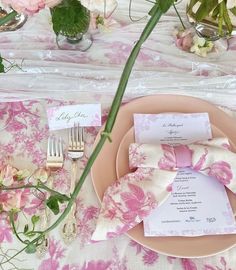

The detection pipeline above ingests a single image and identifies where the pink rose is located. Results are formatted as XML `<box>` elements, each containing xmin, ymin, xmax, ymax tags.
<box><xmin>0</xmin><ymin>189</ymin><xmax>29</xmax><ymax>211</ymax></box>
<box><xmin>174</xmin><ymin>29</ymin><xmax>193</xmax><ymax>52</ymax></box>
<box><xmin>1</xmin><ymin>0</ymin><xmax>46</xmax><ymax>15</ymax></box>
<box><xmin>80</xmin><ymin>0</ymin><xmax>117</xmax><ymax>14</ymax></box>
<box><xmin>0</xmin><ymin>165</ymin><xmax>17</xmax><ymax>187</ymax></box>
<box><xmin>208</xmin><ymin>161</ymin><xmax>233</xmax><ymax>185</ymax></box>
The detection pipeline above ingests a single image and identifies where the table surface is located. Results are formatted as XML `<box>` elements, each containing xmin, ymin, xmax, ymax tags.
<box><xmin>1</xmin><ymin>1</ymin><xmax>236</xmax><ymax>269</ymax></box>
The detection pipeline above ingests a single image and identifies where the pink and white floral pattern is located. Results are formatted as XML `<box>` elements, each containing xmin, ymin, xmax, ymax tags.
<box><xmin>92</xmin><ymin>139</ymin><xmax>236</xmax><ymax>241</ymax></box>
<box><xmin>0</xmin><ymin>100</ymin><xmax>236</xmax><ymax>270</ymax></box>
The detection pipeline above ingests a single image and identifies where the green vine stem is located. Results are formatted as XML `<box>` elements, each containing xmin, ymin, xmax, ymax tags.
<box><xmin>1</xmin><ymin>182</ymin><xmax>69</xmax><ymax>200</ymax></box>
<box><xmin>218</xmin><ymin>1</ymin><xmax>224</xmax><ymax>36</ymax></box>
<box><xmin>0</xmin><ymin>1</ymin><xmax>175</xmax><ymax>265</ymax></box>
<box><xmin>173</xmin><ymin>3</ymin><xmax>186</xmax><ymax>30</ymax></box>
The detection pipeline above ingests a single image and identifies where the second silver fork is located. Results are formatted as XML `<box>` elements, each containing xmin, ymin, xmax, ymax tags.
<box><xmin>61</xmin><ymin>124</ymin><xmax>84</xmax><ymax>244</ymax></box>
<box><xmin>36</xmin><ymin>136</ymin><xmax>64</xmax><ymax>257</ymax></box>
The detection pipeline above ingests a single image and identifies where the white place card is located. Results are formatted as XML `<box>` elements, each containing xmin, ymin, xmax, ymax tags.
<box><xmin>144</xmin><ymin>168</ymin><xmax>236</xmax><ymax>237</ymax></box>
<box><xmin>47</xmin><ymin>104</ymin><xmax>101</xmax><ymax>130</ymax></box>
<box><xmin>134</xmin><ymin>113</ymin><xmax>212</xmax><ymax>145</ymax></box>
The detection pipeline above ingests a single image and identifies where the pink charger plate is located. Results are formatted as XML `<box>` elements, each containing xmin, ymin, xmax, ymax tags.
<box><xmin>91</xmin><ymin>94</ymin><xmax>236</xmax><ymax>258</ymax></box>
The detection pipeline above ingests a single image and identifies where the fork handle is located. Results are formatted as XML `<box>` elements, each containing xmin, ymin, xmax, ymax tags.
<box><xmin>70</xmin><ymin>160</ymin><xmax>77</xmax><ymax>194</ymax></box>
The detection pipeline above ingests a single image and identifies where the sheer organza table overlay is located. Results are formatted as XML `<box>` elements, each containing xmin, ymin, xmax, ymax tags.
<box><xmin>0</xmin><ymin>0</ymin><xmax>236</xmax><ymax>269</ymax></box>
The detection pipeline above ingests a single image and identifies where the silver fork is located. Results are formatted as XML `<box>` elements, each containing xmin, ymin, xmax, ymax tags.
<box><xmin>61</xmin><ymin>124</ymin><xmax>84</xmax><ymax>244</ymax></box>
<box><xmin>36</xmin><ymin>136</ymin><xmax>64</xmax><ymax>257</ymax></box>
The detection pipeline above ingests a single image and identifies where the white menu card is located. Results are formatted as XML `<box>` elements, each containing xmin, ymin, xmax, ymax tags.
<box><xmin>144</xmin><ymin>168</ymin><xmax>236</xmax><ymax>236</ymax></box>
<box><xmin>134</xmin><ymin>113</ymin><xmax>212</xmax><ymax>145</ymax></box>
<box><xmin>134</xmin><ymin>113</ymin><xmax>236</xmax><ymax>236</ymax></box>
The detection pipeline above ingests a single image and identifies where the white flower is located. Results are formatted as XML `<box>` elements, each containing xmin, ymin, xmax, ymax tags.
<box><xmin>190</xmin><ymin>35</ymin><xmax>214</xmax><ymax>57</ymax></box>
<box><xmin>80</xmin><ymin>0</ymin><xmax>117</xmax><ymax>15</ymax></box>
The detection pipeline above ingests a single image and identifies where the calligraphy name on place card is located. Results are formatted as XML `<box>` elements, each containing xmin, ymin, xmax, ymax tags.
<box><xmin>47</xmin><ymin>104</ymin><xmax>101</xmax><ymax>130</ymax></box>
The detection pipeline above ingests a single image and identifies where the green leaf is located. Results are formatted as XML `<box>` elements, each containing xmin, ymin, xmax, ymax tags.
<box><xmin>222</xmin><ymin>3</ymin><xmax>233</xmax><ymax>34</ymax></box>
<box><xmin>149</xmin><ymin>3</ymin><xmax>159</xmax><ymax>17</ymax></box>
<box><xmin>186</xmin><ymin>0</ymin><xmax>199</xmax><ymax>14</ymax></box>
<box><xmin>46</xmin><ymin>194</ymin><xmax>69</xmax><ymax>215</ymax></box>
<box><xmin>159</xmin><ymin>0</ymin><xmax>174</xmax><ymax>13</ymax></box>
<box><xmin>195</xmin><ymin>0</ymin><xmax>218</xmax><ymax>21</ymax></box>
<box><xmin>24</xmin><ymin>225</ymin><xmax>29</xmax><ymax>234</ymax></box>
<box><xmin>211</xmin><ymin>5</ymin><xmax>220</xmax><ymax>20</ymax></box>
<box><xmin>31</xmin><ymin>215</ymin><xmax>40</xmax><ymax>226</ymax></box>
<box><xmin>0</xmin><ymin>56</ymin><xmax>5</xmax><ymax>73</ymax></box>
<box><xmin>51</xmin><ymin>0</ymin><xmax>90</xmax><ymax>37</ymax></box>
<box><xmin>25</xmin><ymin>243</ymin><xmax>36</xmax><ymax>254</ymax></box>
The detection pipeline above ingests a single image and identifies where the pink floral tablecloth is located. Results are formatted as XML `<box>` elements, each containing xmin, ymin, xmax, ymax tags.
<box><xmin>1</xmin><ymin>0</ymin><xmax>236</xmax><ymax>269</ymax></box>
<box><xmin>0</xmin><ymin>100</ymin><xmax>236</xmax><ymax>270</ymax></box>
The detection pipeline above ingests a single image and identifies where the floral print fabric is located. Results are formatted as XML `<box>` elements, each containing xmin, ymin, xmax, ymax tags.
<box><xmin>0</xmin><ymin>100</ymin><xmax>236</xmax><ymax>270</ymax></box>
<box><xmin>92</xmin><ymin>138</ymin><xmax>236</xmax><ymax>241</ymax></box>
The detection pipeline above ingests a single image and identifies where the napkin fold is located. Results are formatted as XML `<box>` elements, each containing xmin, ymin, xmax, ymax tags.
<box><xmin>92</xmin><ymin>138</ymin><xmax>236</xmax><ymax>241</ymax></box>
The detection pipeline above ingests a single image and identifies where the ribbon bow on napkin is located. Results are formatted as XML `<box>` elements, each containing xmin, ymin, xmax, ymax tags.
<box><xmin>92</xmin><ymin>138</ymin><xmax>236</xmax><ymax>241</ymax></box>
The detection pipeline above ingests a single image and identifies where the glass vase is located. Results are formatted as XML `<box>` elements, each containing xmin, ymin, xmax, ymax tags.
<box><xmin>56</xmin><ymin>30</ymin><xmax>92</xmax><ymax>51</ymax></box>
<box><xmin>0</xmin><ymin>7</ymin><xmax>27</xmax><ymax>32</ymax></box>
<box><xmin>186</xmin><ymin>0</ymin><xmax>236</xmax><ymax>41</ymax></box>
<box><xmin>51</xmin><ymin>0</ymin><xmax>92</xmax><ymax>51</ymax></box>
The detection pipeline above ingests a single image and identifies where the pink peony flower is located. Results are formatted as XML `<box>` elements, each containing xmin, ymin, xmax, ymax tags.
<box><xmin>0</xmin><ymin>165</ymin><xmax>17</xmax><ymax>187</ymax></box>
<box><xmin>0</xmin><ymin>189</ymin><xmax>29</xmax><ymax>211</ymax></box>
<box><xmin>208</xmin><ymin>161</ymin><xmax>233</xmax><ymax>185</ymax></box>
<box><xmin>174</xmin><ymin>29</ymin><xmax>193</xmax><ymax>51</ymax></box>
<box><xmin>80</xmin><ymin>0</ymin><xmax>117</xmax><ymax>15</ymax></box>
<box><xmin>1</xmin><ymin>0</ymin><xmax>46</xmax><ymax>15</ymax></box>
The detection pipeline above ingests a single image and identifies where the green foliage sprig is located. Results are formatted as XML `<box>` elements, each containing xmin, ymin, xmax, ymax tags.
<box><xmin>50</xmin><ymin>0</ymin><xmax>90</xmax><ymax>37</ymax></box>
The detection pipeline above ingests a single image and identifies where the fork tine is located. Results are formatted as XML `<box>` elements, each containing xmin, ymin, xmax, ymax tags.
<box><xmin>79</xmin><ymin>127</ymin><xmax>83</xmax><ymax>148</ymax></box>
<box><xmin>59</xmin><ymin>137</ymin><xmax>63</xmax><ymax>157</ymax></box>
<box><xmin>75</xmin><ymin>123</ymin><xmax>78</xmax><ymax>149</ymax></box>
<box><xmin>69</xmin><ymin>126</ymin><xmax>73</xmax><ymax>149</ymax></box>
<box><xmin>55</xmin><ymin>137</ymin><xmax>59</xmax><ymax>157</ymax></box>
<box><xmin>52</xmin><ymin>137</ymin><xmax>56</xmax><ymax>156</ymax></box>
<box><xmin>47</xmin><ymin>137</ymin><xmax>51</xmax><ymax>157</ymax></box>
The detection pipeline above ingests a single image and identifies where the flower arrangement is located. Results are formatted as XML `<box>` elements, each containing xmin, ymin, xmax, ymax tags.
<box><xmin>187</xmin><ymin>0</ymin><xmax>236</xmax><ymax>37</ymax></box>
<box><xmin>174</xmin><ymin>27</ymin><xmax>215</xmax><ymax>57</ymax></box>
<box><xmin>0</xmin><ymin>0</ymin><xmax>117</xmax><ymax>48</ymax></box>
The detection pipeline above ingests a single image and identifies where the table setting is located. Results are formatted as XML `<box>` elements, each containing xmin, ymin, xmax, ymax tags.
<box><xmin>1</xmin><ymin>1</ymin><xmax>236</xmax><ymax>270</ymax></box>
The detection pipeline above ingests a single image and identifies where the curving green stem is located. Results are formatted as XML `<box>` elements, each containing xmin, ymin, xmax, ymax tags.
<box><xmin>1</xmin><ymin>3</ymin><xmax>170</xmax><ymax>265</ymax></box>
<box><xmin>44</xmin><ymin>5</ymin><xmax>164</xmax><ymax>233</ymax></box>
<box><xmin>1</xmin><ymin>182</ymin><xmax>69</xmax><ymax>200</ymax></box>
